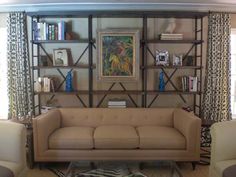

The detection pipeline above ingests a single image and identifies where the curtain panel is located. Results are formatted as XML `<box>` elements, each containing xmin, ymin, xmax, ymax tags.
<box><xmin>202</xmin><ymin>13</ymin><xmax>232</xmax><ymax>122</ymax></box>
<box><xmin>201</xmin><ymin>13</ymin><xmax>231</xmax><ymax>147</ymax></box>
<box><xmin>7</xmin><ymin>12</ymin><xmax>32</xmax><ymax>119</ymax></box>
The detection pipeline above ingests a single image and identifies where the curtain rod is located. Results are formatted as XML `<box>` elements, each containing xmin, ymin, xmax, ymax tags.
<box><xmin>209</xmin><ymin>11</ymin><xmax>236</xmax><ymax>14</ymax></box>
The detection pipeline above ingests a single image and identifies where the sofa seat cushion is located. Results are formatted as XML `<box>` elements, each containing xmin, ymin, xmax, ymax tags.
<box><xmin>137</xmin><ymin>126</ymin><xmax>186</xmax><ymax>149</ymax></box>
<box><xmin>94</xmin><ymin>125</ymin><xmax>139</xmax><ymax>149</ymax></box>
<box><xmin>214</xmin><ymin>160</ymin><xmax>236</xmax><ymax>177</ymax></box>
<box><xmin>49</xmin><ymin>127</ymin><xmax>94</xmax><ymax>149</ymax></box>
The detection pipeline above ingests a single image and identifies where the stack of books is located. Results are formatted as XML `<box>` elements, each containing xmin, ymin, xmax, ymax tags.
<box><xmin>35</xmin><ymin>77</ymin><xmax>55</xmax><ymax>93</ymax></box>
<box><xmin>181</xmin><ymin>76</ymin><xmax>198</xmax><ymax>92</ymax></box>
<box><xmin>160</xmin><ymin>33</ymin><xmax>183</xmax><ymax>40</ymax></box>
<box><xmin>108</xmin><ymin>99</ymin><xmax>126</xmax><ymax>108</ymax></box>
<box><xmin>33</xmin><ymin>21</ymin><xmax>66</xmax><ymax>40</ymax></box>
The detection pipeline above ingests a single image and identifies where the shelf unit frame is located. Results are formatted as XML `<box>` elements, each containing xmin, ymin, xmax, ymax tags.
<box><xmin>28</xmin><ymin>11</ymin><xmax>208</xmax><ymax>117</ymax></box>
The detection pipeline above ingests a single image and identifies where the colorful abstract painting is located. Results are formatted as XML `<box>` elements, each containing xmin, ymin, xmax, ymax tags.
<box><xmin>102</xmin><ymin>36</ymin><xmax>133</xmax><ymax>76</ymax></box>
<box><xmin>98</xmin><ymin>29</ymin><xmax>139</xmax><ymax>82</ymax></box>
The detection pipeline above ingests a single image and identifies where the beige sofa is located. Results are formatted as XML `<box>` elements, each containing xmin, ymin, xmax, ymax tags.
<box><xmin>33</xmin><ymin>108</ymin><xmax>201</xmax><ymax>164</ymax></box>
<box><xmin>0</xmin><ymin>121</ymin><xmax>27</xmax><ymax>177</ymax></box>
<box><xmin>209</xmin><ymin>120</ymin><xmax>236</xmax><ymax>177</ymax></box>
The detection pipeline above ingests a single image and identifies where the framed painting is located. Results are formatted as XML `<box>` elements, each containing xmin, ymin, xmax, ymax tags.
<box><xmin>97</xmin><ymin>29</ymin><xmax>140</xmax><ymax>82</ymax></box>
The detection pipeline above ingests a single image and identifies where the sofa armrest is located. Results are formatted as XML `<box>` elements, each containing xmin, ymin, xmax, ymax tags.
<box><xmin>33</xmin><ymin>109</ymin><xmax>61</xmax><ymax>159</ymax></box>
<box><xmin>210</xmin><ymin>120</ymin><xmax>236</xmax><ymax>163</ymax></box>
<box><xmin>173</xmin><ymin>109</ymin><xmax>201</xmax><ymax>153</ymax></box>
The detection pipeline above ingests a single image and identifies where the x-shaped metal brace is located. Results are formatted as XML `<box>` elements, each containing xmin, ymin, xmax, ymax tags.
<box><xmin>37</xmin><ymin>43</ymin><xmax>90</xmax><ymax>107</ymax></box>
<box><xmin>96</xmin><ymin>82</ymin><xmax>138</xmax><ymax>108</ymax></box>
<box><xmin>146</xmin><ymin>44</ymin><xmax>196</xmax><ymax>107</ymax></box>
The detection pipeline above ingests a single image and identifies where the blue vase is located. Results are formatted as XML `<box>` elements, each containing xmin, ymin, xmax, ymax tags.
<box><xmin>159</xmin><ymin>71</ymin><xmax>165</xmax><ymax>91</ymax></box>
<box><xmin>65</xmin><ymin>71</ymin><xmax>73</xmax><ymax>92</ymax></box>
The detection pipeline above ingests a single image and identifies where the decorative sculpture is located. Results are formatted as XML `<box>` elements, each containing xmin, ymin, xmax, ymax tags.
<box><xmin>159</xmin><ymin>71</ymin><xmax>165</xmax><ymax>91</ymax></box>
<box><xmin>165</xmin><ymin>18</ymin><xmax>176</xmax><ymax>34</ymax></box>
<box><xmin>65</xmin><ymin>71</ymin><xmax>73</xmax><ymax>92</ymax></box>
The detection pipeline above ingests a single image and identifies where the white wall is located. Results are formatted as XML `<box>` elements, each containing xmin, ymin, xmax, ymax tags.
<box><xmin>0</xmin><ymin>13</ymin><xmax>7</xmax><ymax>27</ymax></box>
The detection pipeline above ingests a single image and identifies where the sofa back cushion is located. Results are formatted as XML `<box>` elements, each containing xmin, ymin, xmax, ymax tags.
<box><xmin>59</xmin><ymin>108</ymin><xmax>174</xmax><ymax>128</ymax></box>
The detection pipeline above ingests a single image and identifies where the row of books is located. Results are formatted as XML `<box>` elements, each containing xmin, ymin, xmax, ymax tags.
<box><xmin>181</xmin><ymin>76</ymin><xmax>198</xmax><ymax>92</ymax></box>
<box><xmin>33</xmin><ymin>21</ymin><xmax>66</xmax><ymax>41</ymax></box>
<box><xmin>160</xmin><ymin>33</ymin><xmax>183</xmax><ymax>40</ymax></box>
<box><xmin>108</xmin><ymin>99</ymin><xmax>126</xmax><ymax>108</ymax></box>
<box><xmin>35</xmin><ymin>77</ymin><xmax>55</xmax><ymax>92</ymax></box>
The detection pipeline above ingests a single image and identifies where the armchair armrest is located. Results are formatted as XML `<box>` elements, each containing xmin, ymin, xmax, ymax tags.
<box><xmin>210</xmin><ymin>120</ymin><xmax>236</xmax><ymax>163</ymax></box>
<box><xmin>0</xmin><ymin>121</ymin><xmax>26</xmax><ymax>165</ymax></box>
<box><xmin>173</xmin><ymin>109</ymin><xmax>201</xmax><ymax>154</ymax></box>
<box><xmin>33</xmin><ymin>109</ymin><xmax>61</xmax><ymax>159</ymax></box>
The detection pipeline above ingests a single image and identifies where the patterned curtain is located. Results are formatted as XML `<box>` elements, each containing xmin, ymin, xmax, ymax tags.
<box><xmin>7</xmin><ymin>12</ymin><xmax>32</xmax><ymax>119</ymax></box>
<box><xmin>201</xmin><ymin>13</ymin><xmax>231</xmax><ymax>147</ymax></box>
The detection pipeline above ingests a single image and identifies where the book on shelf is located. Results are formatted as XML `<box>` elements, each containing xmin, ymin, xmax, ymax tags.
<box><xmin>34</xmin><ymin>77</ymin><xmax>55</xmax><ymax>93</ymax></box>
<box><xmin>160</xmin><ymin>33</ymin><xmax>183</xmax><ymax>40</ymax></box>
<box><xmin>33</xmin><ymin>20</ymin><xmax>66</xmax><ymax>41</ymax></box>
<box><xmin>108</xmin><ymin>105</ymin><xmax>127</xmax><ymax>108</ymax></box>
<box><xmin>108</xmin><ymin>99</ymin><xmax>127</xmax><ymax>108</ymax></box>
<box><xmin>43</xmin><ymin>77</ymin><xmax>50</xmax><ymax>92</ymax></box>
<box><xmin>108</xmin><ymin>101</ymin><xmax>126</xmax><ymax>106</ymax></box>
<box><xmin>181</xmin><ymin>76</ymin><xmax>198</xmax><ymax>92</ymax></box>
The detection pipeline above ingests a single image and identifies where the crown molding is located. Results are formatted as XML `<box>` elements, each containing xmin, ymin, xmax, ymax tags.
<box><xmin>0</xmin><ymin>2</ymin><xmax>236</xmax><ymax>13</ymax></box>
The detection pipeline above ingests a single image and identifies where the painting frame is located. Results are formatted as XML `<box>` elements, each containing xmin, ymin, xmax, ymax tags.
<box><xmin>97</xmin><ymin>29</ymin><xmax>140</xmax><ymax>82</ymax></box>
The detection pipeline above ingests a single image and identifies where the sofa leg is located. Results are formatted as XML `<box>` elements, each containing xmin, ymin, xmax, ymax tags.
<box><xmin>139</xmin><ymin>162</ymin><xmax>145</xmax><ymax>170</ymax></box>
<box><xmin>38</xmin><ymin>163</ymin><xmax>44</xmax><ymax>170</ymax></box>
<box><xmin>90</xmin><ymin>162</ymin><xmax>96</xmax><ymax>169</ymax></box>
<box><xmin>191</xmin><ymin>162</ymin><xmax>196</xmax><ymax>170</ymax></box>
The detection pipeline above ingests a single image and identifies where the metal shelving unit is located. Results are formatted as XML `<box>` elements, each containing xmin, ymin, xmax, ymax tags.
<box><xmin>28</xmin><ymin>11</ymin><xmax>207</xmax><ymax>117</ymax></box>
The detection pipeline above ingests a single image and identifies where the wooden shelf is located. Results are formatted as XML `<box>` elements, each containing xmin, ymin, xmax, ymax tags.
<box><xmin>146</xmin><ymin>90</ymin><xmax>201</xmax><ymax>95</ymax></box>
<box><xmin>35</xmin><ymin>91</ymin><xmax>89</xmax><ymax>95</ymax></box>
<box><xmin>142</xmin><ymin>65</ymin><xmax>202</xmax><ymax>69</ymax></box>
<box><xmin>143</xmin><ymin>39</ymin><xmax>203</xmax><ymax>44</ymax></box>
<box><xmin>93</xmin><ymin>90</ymin><xmax>142</xmax><ymax>95</ymax></box>
<box><xmin>36</xmin><ymin>90</ymin><xmax>142</xmax><ymax>95</ymax></box>
<box><xmin>32</xmin><ymin>39</ymin><xmax>203</xmax><ymax>44</ymax></box>
<box><xmin>27</xmin><ymin>11</ymin><xmax>208</xmax><ymax>18</ymax></box>
<box><xmin>35</xmin><ymin>90</ymin><xmax>200</xmax><ymax>95</ymax></box>
<box><xmin>34</xmin><ymin>65</ymin><xmax>200</xmax><ymax>70</ymax></box>
<box><xmin>31</xmin><ymin>39</ymin><xmax>92</xmax><ymax>44</ymax></box>
<box><xmin>32</xmin><ymin>64</ymin><xmax>95</xmax><ymax>69</ymax></box>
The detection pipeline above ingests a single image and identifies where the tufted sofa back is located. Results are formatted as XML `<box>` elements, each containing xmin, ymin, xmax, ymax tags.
<box><xmin>59</xmin><ymin>108</ymin><xmax>175</xmax><ymax>128</ymax></box>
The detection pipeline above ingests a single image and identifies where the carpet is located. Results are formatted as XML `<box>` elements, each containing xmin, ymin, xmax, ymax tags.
<box><xmin>48</xmin><ymin>165</ymin><xmax>147</xmax><ymax>177</ymax></box>
<box><xmin>47</xmin><ymin>162</ymin><xmax>180</xmax><ymax>177</ymax></box>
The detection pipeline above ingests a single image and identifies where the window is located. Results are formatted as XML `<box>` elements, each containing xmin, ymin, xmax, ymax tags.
<box><xmin>231</xmin><ymin>29</ymin><xmax>236</xmax><ymax>118</ymax></box>
<box><xmin>0</xmin><ymin>27</ymin><xmax>8</xmax><ymax>119</ymax></box>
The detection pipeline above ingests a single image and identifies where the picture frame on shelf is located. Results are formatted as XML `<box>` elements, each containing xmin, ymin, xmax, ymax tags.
<box><xmin>39</xmin><ymin>55</ymin><xmax>49</xmax><ymax>66</ymax></box>
<box><xmin>155</xmin><ymin>50</ymin><xmax>169</xmax><ymax>66</ymax></box>
<box><xmin>53</xmin><ymin>49</ymin><xmax>69</xmax><ymax>66</ymax></box>
<box><xmin>97</xmin><ymin>29</ymin><xmax>140</xmax><ymax>82</ymax></box>
<box><xmin>172</xmin><ymin>54</ymin><xmax>183</xmax><ymax>66</ymax></box>
<box><xmin>185</xmin><ymin>55</ymin><xmax>195</xmax><ymax>66</ymax></box>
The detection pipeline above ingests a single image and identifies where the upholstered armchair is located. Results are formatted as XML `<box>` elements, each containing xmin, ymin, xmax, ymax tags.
<box><xmin>209</xmin><ymin>120</ymin><xmax>236</xmax><ymax>177</ymax></box>
<box><xmin>0</xmin><ymin>121</ymin><xmax>27</xmax><ymax>177</ymax></box>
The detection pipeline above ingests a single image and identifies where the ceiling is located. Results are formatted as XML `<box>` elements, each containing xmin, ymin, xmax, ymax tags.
<box><xmin>0</xmin><ymin>0</ymin><xmax>236</xmax><ymax>4</ymax></box>
<box><xmin>0</xmin><ymin>0</ymin><xmax>236</xmax><ymax>12</ymax></box>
